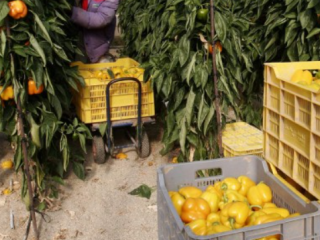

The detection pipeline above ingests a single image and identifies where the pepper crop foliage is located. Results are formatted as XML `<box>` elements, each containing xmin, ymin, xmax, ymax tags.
<box><xmin>0</xmin><ymin>0</ymin><xmax>91</xmax><ymax>207</ymax></box>
<box><xmin>119</xmin><ymin>0</ymin><xmax>320</xmax><ymax>162</ymax></box>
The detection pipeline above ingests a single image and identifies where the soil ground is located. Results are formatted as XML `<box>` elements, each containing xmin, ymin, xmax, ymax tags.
<box><xmin>0</xmin><ymin>122</ymin><xmax>172</xmax><ymax>240</ymax></box>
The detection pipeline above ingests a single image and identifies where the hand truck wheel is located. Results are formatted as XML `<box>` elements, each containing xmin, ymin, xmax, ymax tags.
<box><xmin>136</xmin><ymin>131</ymin><xmax>151</xmax><ymax>158</ymax></box>
<box><xmin>92</xmin><ymin>135</ymin><xmax>108</xmax><ymax>164</ymax></box>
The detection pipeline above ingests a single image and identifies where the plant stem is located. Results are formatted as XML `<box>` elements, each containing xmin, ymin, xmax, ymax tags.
<box><xmin>209</xmin><ymin>0</ymin><xmax>224</xmax><ymax>158</ymax></box>
<box><xmin>5</xmin><ymin>17</ymin><xmax>39</xmax><ymax>240</ymax></box>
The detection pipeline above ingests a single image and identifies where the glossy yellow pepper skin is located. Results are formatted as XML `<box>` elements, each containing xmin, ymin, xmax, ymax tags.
<box><xmin>246</xmin><ymin>211</ymin><xmax>266</xmax><ymax>226</ymax></box>
<box><xmin>206</xmin><ymin>224</ymin><xmax>231</xmax><ymax>235</ymax></box>
<box><xmin>186</xmin><ymin>219</ymin><xmax>207</xmax><ymax>236</ymax></box>
<box><xmin>220</xmin><ymin>201</ymin><xmax>250</xmax><ymax>229</ymax></box>
<box><xmin>179</xmin><ymin>186</ymin><xmax>203</xmax><ymax>199</ymax></box>
<box><xmin>287</xmin><ymin>212</ymin><xmax>300</xmax><ymax>218</ymax></box>
<box><xmin>263</xmin><ymin>203</ymin><xmax>277</xmax><ymax>209</ymax></box>
<box><xmin>206</xmin><ymin>212</ymin><xmax>221</xmax><ymax>225</ymax></box>
<box><xmin>200</xmin><ymin>191</ymin><xmax>220</xmax><ymax>213</ymax></box>
<box><xmin>181</xmin><ymin>198</ymin><xmax>211</xmax><ymax>223</ymax></box>
<box><xmin>253</xmin><ymin>213</ymin><xmax>283</xmax><ymax>225</ymax></box>
<box><xmin>256</xmin><ymin>234</ymin><xmax>281</xmax><ymax>240</ymax></box>
<box><xmin>169</xmin><ymin>192</ymin><xmax>185</xmax><ymax>216</ymax></box>
<box><xmin>220</xmin><ymin>177</ymin><xmax>241</xmax><ymax>191</ymax></box>
<box><xmin>238</xmin><ymin>176</ymin><xmax>256</xmax><ymax>196</ymax></box>
<box><xmin>247</xmin><ymin>182</ymin><xmax>272</xmax><ymax>206</ymax></box>
<box><xmin>261</xmin><ymin>207</ymin><xmax>290</xmax><ymax>218</ymax></box>
<box><xmin>219</xmin><ymin>190</ymin><xmax>248</xmax><ymax>210</ymax></box>
<box><xmin>206</xmin><ymin>185</ymin><xmax>223</xmax><ymax>198</ymax></box>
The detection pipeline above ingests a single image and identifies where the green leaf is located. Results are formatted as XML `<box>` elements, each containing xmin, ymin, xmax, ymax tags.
<box><xmin>186</xmin><ymin>52</ymin><xmax>197</xmax><ymax>85</ymax></box>
<box><xmin>53</xmin><ymin>44</ymin><xmax>70</xmax><ymax>62</ymax></box>
<box><xmin>179</xmin><ymin>35</ymin><xmax>190</xmax><ymax>67</ymax></box>
<box><xmin>32</xmin><ymin>11</ymin><xmax>53</xmax><ymax>46</ymax></box>
<box><xmin>52</xmin><ymin>176</ymin><xmax>65</xmax><ymax>185</ymax></box>
<box><xmin>1</xmin><ymin>30</ymin><xmax>6</xmax><ymax>56</ymax></box>
<box><xmin>179</xmin><ymin>117</ymin><xmax>187</xmax><ymax>154</ymax></box>
<box><xmin>72</xmin><ymin>162</ymin><xmax>85</xmax><ymax>180</ymax></box>
<box><xmin>27</xmin><ymin>32</ymin><xmax>46</xmax><ymax>66</ymax></box>
<box><xmin>204</xmin><ymin>105</ymin><xmax>215</xmax><ymax>135</ymax></box>
<box><xmin>185</xmin><ymin>89</ymin><xmax>196</xmax><ymax>126</ymax></box>
<box><xmin>306</xmin><ymin>28</ymin><xmax>320</xmax><ymax>39</ymax></box>
<box><xmin>300</xmin><ymin>9</ymin><xmax>314</xmax><ymax>30</ymax></box>
<box><xmin>307</xmin><ymin>0</ymin><xmax>319</xmax><ymax>8</ymax></box>
<box><xmin>129</xmin><ymin>184</ymin><xmax>153</xmax><ymax>199</ymax></box>
<box><xmin>0</xmin><ymin>2</ymin><xmax>9</xmax><ymax>23</ymax></box>
<box><xmin>215</xmin><ymin>11</ymin><xmax>227</xmax><ymax>42</ymax></box>
<box><xmin>99</xmin><ymin>123</ymin><xmax>107</xmax><ymax>137</ymax></box>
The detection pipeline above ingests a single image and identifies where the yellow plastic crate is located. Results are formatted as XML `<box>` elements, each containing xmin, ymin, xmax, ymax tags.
<box><xmin>222</xmin><ymin>122</ymin><xmax>263</xmax><ymax>157</ymax></box>
<box><xmin>71</xmin><ymin>58</ymin><xmax>155</xmax><ymax>123</ymax></box>
<box><xmin>263</xmin><ymin>61</ymin><xmax>320</xmax><ymax>199</ymax></box>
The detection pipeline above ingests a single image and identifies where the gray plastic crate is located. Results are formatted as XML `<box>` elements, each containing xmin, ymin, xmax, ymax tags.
<box><xmin>157</xmin><ymin>155</ymin><xmax>320</xmax><ymax>240</ymax></box>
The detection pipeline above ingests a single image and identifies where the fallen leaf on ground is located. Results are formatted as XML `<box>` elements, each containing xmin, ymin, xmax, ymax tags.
<box><xmin>116</xmin><ymin>153</ymin><xmax>127</xmax><ymax>160</ymax></box>
<box><xmin>148</xmin><ymin>161</ymin><xmax>154</xmax><ymax>166</ymax></box>
<box><xmin>129</xmin><ymin>184</ymin><xmax>154</xmax><ymax>199</ymax></box>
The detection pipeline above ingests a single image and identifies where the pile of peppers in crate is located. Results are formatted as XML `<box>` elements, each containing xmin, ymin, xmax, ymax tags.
<box><xmin>168</xmin><ymin>176</ymin><xmax>300</xmax><ymax>239</ymax></box>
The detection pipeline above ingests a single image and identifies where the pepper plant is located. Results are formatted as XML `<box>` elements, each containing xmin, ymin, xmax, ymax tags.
<box><xmin>119</xmin><ymin>0</ymin><xmax>320</xmax><ymax>162</ymax></box>
<box><xmin>0</xmin><ymin>0</ymin><xmax>91</xmax><ymax>209</ymax></box>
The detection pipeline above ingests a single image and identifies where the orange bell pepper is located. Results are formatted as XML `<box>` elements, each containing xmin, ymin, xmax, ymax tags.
<box><xmin>28</xmin><ymin>79</ymin><xmax>44</xmax><ymax>95</ymax></box>
<box><xmin>8</xmin><ymin>0</ymin><xmax>28</xmax><ymax>19</ymax></box>
<box><xmin>0</xmin><ymin>86</ymin><xmax>14</xmax><ymax>101</ymax></box>
<box><xmin>180</xmin><ymin>198</ymin><xmax>211</xmax><ymax>223</ymax></box>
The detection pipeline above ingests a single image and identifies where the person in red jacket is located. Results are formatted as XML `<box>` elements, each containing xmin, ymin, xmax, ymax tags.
<box><xmin>71</xmin><ymin>0</ymin><xmax>119</xmax><ymax>63</ymax></box>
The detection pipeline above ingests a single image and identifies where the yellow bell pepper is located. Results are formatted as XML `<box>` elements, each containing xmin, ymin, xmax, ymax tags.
<box><xmin>170</xmin><ymin>192</ymin><xmax>185</xmax><ymax>216</ymax></box>
<box><xmin>253</xmin><ymin>213</ymin><xmax>283</xmax><ymax>225</ymax></box>
<box><xmin>220</xmin><ymin>177</ymin><xmax>241</xmax><ymax>191</ymax></box>
<box><xmin>246</xmin><ymin>211</ymin><xmax>266</xmax><ymax>226</ymax></box>
<box><xmin>287</xmin><ymin>212</ymin><xmax>300</xmax><ymax>218</ymax></box>
<box><xmin>256</xmin><ymin>234</ymin><xmax>281</xmax><ymax>240</ymax></box>
<box><xmin>206</xmin><ymin>224</ymin><xmax>231</xmax><ymax>235</ymax></box>
<box><xmin>206</xmin><ymin>185</ymin><xmax>223</xmax><ymax>198</ymax></box>
<box><xmin>168</xmin><ymin>191</ymin><xmax>177</xmax><ymax>198</ymax></box>
<box><xmin>206</xmin><ymin>212</ymin><xmax>221</xmax><ymax>225</ymax></box>
<box><xmin>181</xmin><ymin>198</ymin><xmax>211</xmax><ymax>223</ymax></box>
<box><xmin>186</xmin><ymin>219</ymin><xmax>207</xmax><ymax>236</ymax></box>
<box><xmin>238</xmin><ymin>176</ymin><xmax>256</xmax><ymax>196</ymax></box>
<box><xmin>219</xmin><ymin>190</ymin><xmax>248</xmax><ymax>210</ymax></box>
<box><xmin>261</xmin><ymin>207</ymin><xmax>290</xmax><ymax>218</ymax></box>
<box><xmin>200</xmin><ymin>191</ymin><xmax>220</xmax><ymax>213</ymax></box>
<box><xmin>179</xmin><ymin>186</ymin><xmax>203</xmax><ymax>199</ymax></box>
<box><xmin>263</xmin><ymin>203</ymin><xmax>277</xmax><ymax>209</ymax></box>
<box><xmin>220</xmin><ymin>201</ymin><xmax>250</xmax><ymax>229</ymax></box>
<box><xmin>247</xmin><ymin>182</ymin><xmax>272</xmax><ymax>206</ymax></box>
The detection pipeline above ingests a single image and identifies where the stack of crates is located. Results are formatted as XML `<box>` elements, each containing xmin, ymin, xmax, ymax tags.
<box><xmin>263</xmin><ymin>62</ymin><xmax>320</xmax><ymax>200</ymax></box>
<box><xmin>222</xmin><ymin>122</ymin><xmax>263</xmax><ymax>158</ymax></box>
<box><xmin>71</xmin><ymin>58</ymin><xmax>155</xmax><ymax>124</ymax></box>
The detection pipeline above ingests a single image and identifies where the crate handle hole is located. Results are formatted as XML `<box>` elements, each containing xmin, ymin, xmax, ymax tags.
<box><xmin>195</xmin><ymin>168</ymin><xmax>222</xmax><ymax>179</ymax></box>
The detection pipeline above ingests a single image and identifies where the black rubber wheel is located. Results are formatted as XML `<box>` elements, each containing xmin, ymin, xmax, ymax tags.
<box><xmin>136</xmin><ymin>131</ymin><xmax>151</xmax><ymax>158</ymax></box>
<box><xmin>92</xmin><ymin>136</ymin><xmax>107</xmax><ymax>164</ymax></box>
